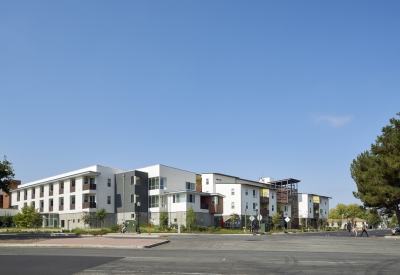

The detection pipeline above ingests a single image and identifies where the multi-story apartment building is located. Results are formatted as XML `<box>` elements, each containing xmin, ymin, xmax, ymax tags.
<box><xmin>298</xmin><ymin>193</ymin><xmax>331</xmax><ymax>228</ymax></box>
<box><xmin>11</xmin><ymin>164</ymin><xmax>225</xmax><ymax>230</ymax></box>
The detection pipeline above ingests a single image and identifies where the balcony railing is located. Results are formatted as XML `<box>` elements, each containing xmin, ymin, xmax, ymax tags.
<box><xmin>40</xmin><ymin>192</ymin><xmax>44</xmax><ymax>198</ymax></box>
<box><xmin>59</xmin><ymin>188</ymin><xmax>64</xmax><ymax>195</ymax></box>
<box><xmin>31</xmin><ymin>194</ymin><xmax>35</xmax><ymax>199</ymax></box>
<box><xmin>49</xmin><ymin>206</ymin><xmax>53</xmax><ymax>212</ymax></box>
<box><xmin>70</xmin><ymin>204</ymin><xmax>75</xmax><ymax>210</ymax></box>
<box><xmin>24</xmin><ymin>195</ymin><xmax>27</xmax><ymax>200</ymax></box>
<box><xmin>59</xmin><ymin>205</ymin><xmax>64</xmax><ymax>211</ymax></box>
<box><xmin>17</xmin><ymin>197</ymin><xmax>20</xmax><ymax>201</ymax></box>
<box><xmin>82</xmin><ymin>202</ymin><xmax>96</xmax><ymax>208</ymax></box>
<box><xmin>200</xmin><ymin>203</ymin><xmax>209</xmax><ymax>210</ymax></box>
<box><xmin>260</xmin><ymin>209</ymin><xmax>270</xmax><ymax>216</ymax></box>
<box><xmin>83</xmin><ymin>184</ymin><xmax>96</xmax><ymax>191</ymax></box>
<box><xmin>40</xmin><ymin>207</ymin><xmax>44</xmax><ymax>212</ymax></box>
<box><xmin>260</xmin><ymin>196</ymin><xmax>269</xmax><ymax>204</ymax></box>
<box><xmin>49</xmin><ymin>190</ymin><xmax>53</xmax><ymax>196</ymax></box>
<box><xmin>70</xmin><ymin>186</ymin><xmax>76</xmax><ymax>193</ymax></box>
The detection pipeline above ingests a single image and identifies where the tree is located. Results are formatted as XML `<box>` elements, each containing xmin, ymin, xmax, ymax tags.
<box><xmin>351</xmin><ymin>113</ymin><xmax>400</xmax><ymax>224</ymax></box>
<box><xmin>230</xmin><ymin>213</ymin><xmax>237</xmax><ymax>230</ymax></box>
<box><xmin>0</xmin><ymin>156</ymin><xmax>15</xmax><ymax>193</ymax></box>
<box><xmin>159</xmin><ymin>210</ymin><xmax>168</xmax><ymax>230</ymax></box>
<box><xmin>82</xmin><ymin>212</ymin><xmax>93</xmax><ymax>229</ymax></box>
<box><xmin>186</xmin><ymin>205</ymin><xmax>197</xmax><ymax>233</ymax></box>
<box><xmin>271</xmin><ymin>213</ymin><xmax>281</xmax><ymax>230</ymax></box>
<box><xmin>0</xmin><ymin>214</ymin><xmax>13</xmax><ymax>227</ymax></box>
<box><xmin>95</xmin><ymin>208</ymin><xmax>107</xmax><ymax>228</ymax></box>
<box><xmin>12</xmin><ymin>205</ymin><xmax>43</xmax><ymax>231</ymax></box>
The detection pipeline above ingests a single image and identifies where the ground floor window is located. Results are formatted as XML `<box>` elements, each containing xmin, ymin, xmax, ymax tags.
<box><xmin>149</xmin><ymin>195</ymin><xmax>159</xmax><ymax>208</ymax></box>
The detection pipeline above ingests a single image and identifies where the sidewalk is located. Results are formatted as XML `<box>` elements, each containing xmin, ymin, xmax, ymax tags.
<box><xmin>0</xmin><ymin>236</ymin><xmax>170</xmax><ymax>249</ymax></box>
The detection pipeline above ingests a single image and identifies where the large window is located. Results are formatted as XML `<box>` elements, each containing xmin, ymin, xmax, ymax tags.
<box><xmin>149</xmin><ymin>177</ymin><xmax>166</xmax><ymax>190</ymax></box>
<box><xmin>253</xmin><ymin>203</ymin><xmax>258</xmax><ymax>210</ymax></box>
<box><xmin>185</xmin><ymin>182</ymin><xmax>195</xmax><ymax>190</ymax></box>
<box><xmin>211</xmin><ymin>196</ymin><xmax>219</xmax><ymax>205</ymax></box>
<box><xmin>187</xmin><ymin>194</ymin><xmax>195</xmax><ymax>203</ymax></box>
<box><xmin>71</xmin><ymin>179</ymin><xmax>76</xmax><ymax>187</ymax></box>
<box><xmin>71</xmin><ymin>196</ymin><xmax>75</xmax><ymax>204</ymax></box>
<box><xmin>173</xmin><ymin>194</ymin><xmax>185</xmax><ymax>203</ymax></box>
<box><xmin>149</xmin><ymin>195</ymin><xmax>159</xmax><ymax>208</ymax></box>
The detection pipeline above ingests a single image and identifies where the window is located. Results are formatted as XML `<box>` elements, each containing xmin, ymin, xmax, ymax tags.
<box><xmin>84</xmin><ymin>177</ymin><xmax>89</xmax><ymax>184</ymax></box>
<box><xmin>108</xmin><ymin>179</ymin><xmax>111</xmax><ymax>187</ymax></box>
<box><xmin>131</xmin><ymin>194</ymin><xmax>134</xmax><ymax>203</ymax></box>
<box><xmin>272</xmin><ymin>205</ymin><xmax>274</xmax><ymax>211</ymax></box>
<box><xmin>84</xmin><ymin>195</ymin><xmax>89</xmax><ymax>203</ymax></box>
<box><xmin>107</xmin><ymin>196</ymin><xmax>111</xmax><ymax>204</ymax></box>
<box><xmin>136</xmin><ymin>195</ymin><xmax>141</xmax><ymax>204</ymax></box>
<box><xmin>284</xmin><ymin>206</ymin><xmax>287</xmax><ymax>212</ymax></box>
<box><xmin>186</xmin><ymin>182</ymin><xmax>195</xmax><ymax>190</ymax></box>
<box><xmin>60</xmin><ymin>198</ymin><xmax>64</xmax><ymax>206</ymax></box>
<box><xmin>187</xmin><ymin>194</ymin><xmax>195</xmax><ymax>203</ymax></box>
<box><xmin>320</xmin><ymin>209</ymin><xmax>323</xmax><ymax>213</ymax></box>
<box><xmin>32</xmin><ymin>188</ymin><xmax>35</xmax><ymax>194</ymax></box>
<box><xmin>31</xmin><ymin>201</ymin><xmax>35</xmax><ymax>207</ymax></box>
<box><xmin>206</xmin><ymin>178</ymin><xmax>209</xmax><ymax>185</ymax></box>
<box><xmin>71</xmin><ymin>179</ymin><xmax>76</xmax><ymax>187</ymax></box>
<box><xmin>73</xmin><ymin>219</ymin><xmax>75</xmax><ymax>223</ymax></box>
<box><xmin>309</xmin><ymin>208</ymin><xmax>311</xmax><ymax>213</ymax></box>
<box><xmin>17</xmin><ymin>191</ymin><xmax>20</xmax><ymax>198</ymax></box>
<box><xmin>246</xmin><ymin>202</ymin><xmax>248</xmax><ymax>209</ymax></box>
<box><xmin>41</xmin><ymin>186</ymin><xmax>44</xmax><ymax>192</ymax></box>
<box><xmin>174</xmin><ymin>218</ymin><xmax>177</xmax><ymax>223</ymax></box>
<box><xmin>272</xmin><ymin>193</ymin><xmax>274</xmax><ymax>199</ymax></box>
<box><xmin>149</xmin><ymin>195</ymin><xmax>159</xmax><ymax>208</ymax></box>
<box><xmin>131</xmin><ymin>214</ymin><xmax>135</xmax><ymax>218</ymax></box>
<box><xmin>253</xmin><ymin>203</ymin><xmax>258</xmax><ymax>210</ymax></box>
<box><xmin>90</xmin><ymin>178</ymin><xmax>95</xmax><ymax>184</ymax></box>
<box><xmin>309</xmin><ymin>199</ymin><xmax>311</xmax><ymax>203</ymax></box>
<box><xmin>149</xmin><ymin>177</ymin><xmax>160</xmax><ymax>190</ymax></box>
<box><xmin>60</xmin><ymin>181</ymin><xmax>64</xmax><ymax>189</ymax></box>
<box><xmin>245</xmin><ymin>188</ymin><xmax>248</xmax><ymax>195</ymax></box>
<box><xmin>40</xmin><ymin>201</ymin><xmax>44</xmax><ymax>207</ymax></box>
<box><xmin>78</xmin><ymin>219</ymin><xmax>80</xmax><ymax>223</ymax></box>
<box><xmin>173</xmin><ymin>194</ymin><xmax>185</xmax><ymax>203</ymax></box>
<box><xmin>231</xmin><ymin>202</ymin><xmax>235</xmax><ymax>209</ymax></box>
<box><xmin>253</xmin><ymin>189</ymin><xmax>256</xmax><ymax>198</ymax></box>
<box><xmin>131</xmin><ymin>176</ymin><xmax>134</xmax><ymax>185</ymax></box>
<box><xmin>231</xmin><ymin>188</ymin><xmax>235</xmax><ymax>195</ymax></box>
<box><xmin>216</xmin><ymin>178</ymin><xmax>222</xmax><ymax>182</ymax></box>
<box><xmin>325</xmin><ymin>202</ymin><xmax>326</xmax><ymax>205</ymax></box>
<box><xmin>136</xmin><ymin>176</ymin><xmax>142</xmax><ymax>185</ymax></box>
<box><xmin>211</xmin><ymin>196</ymin><xmax>218</xmax><ymax>205</ymax></box>
<box><xmin>50</xmin><ymin>184</ymin><xmax>53</xmax><ymax>191</ymax></box>
<box><xmin>160</xmin><ymin>177</ymin><xmax>166</xmax><ymax>189</ymax></box>
<box><xmin>49</xmin><ymin>199</ymin><xmax>53</xmax><ymax>207</ymax></box>
<box><xmin>71</xmin><ymin>196</ymin><xmax>75</xmax><ymax>204</ymax></box>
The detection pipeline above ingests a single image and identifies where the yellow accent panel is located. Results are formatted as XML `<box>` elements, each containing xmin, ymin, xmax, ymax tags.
<box><xmin>261</xmin><ymin>189</ymin><xmax>269</xmax><ymax>197</ymax></box>
<box><xmin>313</xmin><ymin>196</ymin><xmax>319</xmax><ymax>203</ymax></box>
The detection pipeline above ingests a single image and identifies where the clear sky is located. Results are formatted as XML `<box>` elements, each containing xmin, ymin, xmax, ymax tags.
<box><xmin>1</xmin><ymin>1</ymin><xmax>399</xmax><ymax>208</ymax></box>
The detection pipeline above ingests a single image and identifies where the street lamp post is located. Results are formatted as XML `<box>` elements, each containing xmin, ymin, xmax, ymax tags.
<box><xmin>137</xmin><ymin>202</ymin><xmax>141</xmax><ymax>234</ymax></box>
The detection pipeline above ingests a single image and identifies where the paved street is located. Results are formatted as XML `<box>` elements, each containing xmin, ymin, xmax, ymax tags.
<box><xmin>0</xmin><ymin>232</ymin><xmax>399</xmax><ymax>275</ymax></box>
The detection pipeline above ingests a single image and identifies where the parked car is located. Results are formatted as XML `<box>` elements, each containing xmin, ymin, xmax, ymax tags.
<box><xmin>391</xmin><ymin>227</ymin><xmax>400</xmax><ymax>235</ymax></box>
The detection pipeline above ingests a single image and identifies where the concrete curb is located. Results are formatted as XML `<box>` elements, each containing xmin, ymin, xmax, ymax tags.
<box><xmin>0</xmin><ymin>239</ymin><xmax>170</xmax><ymax>249</ymax></box>
<box><xmin>384</xmin><ymin>236</ymin><xmax>400</xmax><ymax>239</ymax></box>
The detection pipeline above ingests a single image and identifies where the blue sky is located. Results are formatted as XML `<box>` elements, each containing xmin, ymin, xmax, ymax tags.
<box><xmin>1</xmin><ymin>1</ymin><xmax>399</xmax><ymax>208</ymax></box>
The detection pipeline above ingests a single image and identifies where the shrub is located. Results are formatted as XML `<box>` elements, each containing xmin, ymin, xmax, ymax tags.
<box><xmin>109</xmin><ymin>225</ymin><xmax>120</xmax><ymax>232</ymax></box>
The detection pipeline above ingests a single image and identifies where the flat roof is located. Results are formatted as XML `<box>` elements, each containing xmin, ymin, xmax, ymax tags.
<box><xmin>268</xmin><ymin>178</ymin><xmax>301</xmax><ymax>185</ymax></box>
<box><xmin>298</xmin><ymin>193</ymin><xmax>332</xmax><ymax>199</ymax></box>
<box><xmin>202</xmin><ymin>173</ymin><xmax>274</xmax><ymax>188</ymax></box>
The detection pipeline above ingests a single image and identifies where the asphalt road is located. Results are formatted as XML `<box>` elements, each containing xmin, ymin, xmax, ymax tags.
<box><xmin>1</xmin><ymin>231</ymin><xmax>399</xmax><ymax>275</ymax></box>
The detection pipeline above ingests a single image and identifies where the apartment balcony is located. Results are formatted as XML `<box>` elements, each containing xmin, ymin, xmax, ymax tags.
<box><xmin>49</xmin><ymin>191</ymin><xmax>53</xmax><ymax>196</ymax></box>
<box><xmin>70</xmin><ymin>204</ymin><xmax>75</xmax><ymax>210</ymax></box>
<box><xmin>31</xmin><ymin>194</ymin><xmax>35</xmax><ymax>199</ymax></box>
<box><xmin>260</xmin><ymin>196</ymin><xmax>269</xmax><ymax>204</ymax></box>
<box><xmin>40</xmin><ymin>207</ymin><xmax>44</xmax><ymax>212</ymax></box>
<box><xmin>59</xmin><ymin>205</ymin><xmax>64</xmax><ymax>211</ymax></box>
<box><xmin>24</xmin><ymin>196</ymin><xmax>27</xmax><ymax>200</ymax></box>
<box><xmin>70</xmin><ymin>186</ymin><xmax>76</xmax><ymax>193</ymax></box>
<box><xmin>17</xmin><ymin>197</ymin><xmax>20</xmax><ymax>201</ymax></box>
<box><xmin>59</xmin><ymin>188</ymin><xmax>64</xmax><ymax>195</ymax></box>
<box><xmin>49</xmin><ymin>206</ymin><xmax>53</xmax><ymax>212</ymax></box>
<box><xmin>82</xmin><ymin>202</ymin><xmax>96</xmax><ymax>209</ymax></box>
<box><xmin>314</xmin><ymin>213</ymin><xmax>319</xmax><ymax>219</ymax></box>
<box><xmin>200</xmin><ymin>203</ymin><xmax>209</xmax><ymax>210</ymax></box>
<box><xmin>83</xmin><ymin>183</ymin><xmax>96</xmax><ymax>191</ymax></box>
<box><xmin>313</xmin><ymin>203</ymin><xmax>319</xmax><ymax>209</ymax></box>
<box><xmin>40</xmin><ymin>192</ymin><xmax>44</xmax><ymax>198</ymax></box>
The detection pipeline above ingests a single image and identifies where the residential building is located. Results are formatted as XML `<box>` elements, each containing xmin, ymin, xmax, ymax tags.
<box><xmin>298</xmin><ymin>193</ymin><xmax>331</xmax><ymax>228</ymax></box>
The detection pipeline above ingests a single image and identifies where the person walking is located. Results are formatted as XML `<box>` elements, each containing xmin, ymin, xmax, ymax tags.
<box><xmin>353</xmin><ymin>221</ymin><xmax>358</xmax><ymax>237</ymax></box>
<box><xmin>360</xmin><ymin>222</ymin><xmax>369</xmax><ymax>237</ymax></box>
<box><xmin>347</xmin><ymin>222</ymin><xmax>352</xmax><ymax>236</ymax></box>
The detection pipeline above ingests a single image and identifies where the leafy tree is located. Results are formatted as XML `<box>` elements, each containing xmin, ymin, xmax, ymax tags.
<box><xmin>351</xmin><ymin>113</ymin><xmax>400</xmax><ymax>224</ymax></box>
<box><xmin>186</xmin><ymin>205</ymin><xmax>196</xmax><ymax>233</ymax></box>
<box><xmin>0</xmin><ymin>156</ymin><xmax>15</xmax><ymax>193</ymax></box>
<box><xmin>230</xmin><ymin>213</ymin><xmax>237</xmax><ymax>230</ymax></box>
<box><xmin>12</xmin><ymin>205</ymin><xmax>43</xmax><ymax>231</ymax></box>
<box><xmin>95</xmin><ymin>208</ymin><xmax>107</xmax><ymax>228</ymax></box>
<box><xmin>271</xmin><ymin>213</ymin><xmax>281</xmax><ymax>230</ymax></box>
<box><xmin>82</xmin><ymin>212</ymin><xmax>93</xmax><ymax>228</ymax></box>
<box><xmin>391</xmin><ymin>215</ymin><xmax>398</xmax><ymax>226</ymax></box>
<box><xmin>159</xmin><ymin>210</ymin><xmax>168</xmax><ymax>230</ymax></box>
<box><xmin>337</xmin><ymin>219</ymin><xmax>343</xmax><ymax>230</ymax></box>
<box><xmin>364</xmin><ymin>208</ymin><xmax>382</xmax><ymax>227</ymax></box>
<box><xmin>0</xmin><ymin>214</ymin><xmax>13</xmax><ymax>227</ymax></box>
